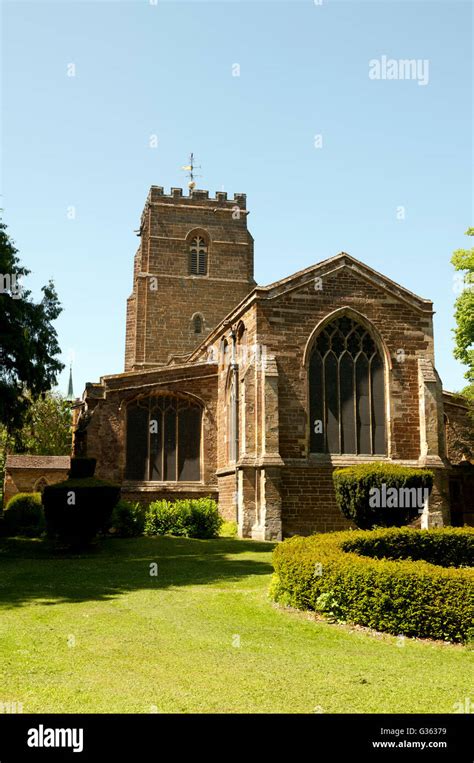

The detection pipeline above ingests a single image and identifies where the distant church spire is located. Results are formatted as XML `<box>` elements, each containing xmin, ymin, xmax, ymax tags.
<box><xmin>66</xmin><ymin>363</ymin><xmax>74</xmax><ymax>401</ymax></box>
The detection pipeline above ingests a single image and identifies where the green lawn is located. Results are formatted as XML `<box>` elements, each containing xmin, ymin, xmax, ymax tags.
<box><xmin>0</xmin><ymin>534</ymin><xmax>471</xmax><ymax>713</ymax></box>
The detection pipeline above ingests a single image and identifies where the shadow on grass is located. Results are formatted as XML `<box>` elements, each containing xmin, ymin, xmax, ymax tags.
<box><xmin>0</xmin><ymin>535</ymin><xmax>275</xmax><ymax>608</ymax></box>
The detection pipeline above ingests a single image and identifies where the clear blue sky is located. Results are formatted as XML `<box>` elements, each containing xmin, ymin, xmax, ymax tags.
<box><xmin>2</xmin><ymin>0</ymin><xmax>472</xmax><ymax>395</ymax></box>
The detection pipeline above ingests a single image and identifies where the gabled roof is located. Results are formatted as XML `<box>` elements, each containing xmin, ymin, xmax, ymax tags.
<box><xmin>261</xmin><ymin>252</ymin><xmax>432</xmax><ymax>307</ymax></box>
<box><xmin>187</xmin><ymin>252</ymin><xmax>433</xmax><ymax>361</ymax></box>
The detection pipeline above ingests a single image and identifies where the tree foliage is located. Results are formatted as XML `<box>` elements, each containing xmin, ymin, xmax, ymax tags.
<box><xmin>0</xmin><ymin>216</ymin><xmax>64</xmax><ymax>431</ymax></box>
<box><xmin>459</xmin><ymin>383</ymin><xmax>474</xmax><ymax>401</ymax></box>
<box><xmin>451</xmin><ymin>227</ymin><xmax>474</xmax><ymax>383</ymax></box>
<box><xmin>11</xmin><ymin>392</ymin><xmax>72</xmax><ymax>455</ymax></box>
<box><xmin>0</xmin><ymin>393</ymin><xmax>72</xmax><ymax>503</ymax></box>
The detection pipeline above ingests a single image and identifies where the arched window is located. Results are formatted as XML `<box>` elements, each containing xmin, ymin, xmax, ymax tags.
<box><xmin>125</xmin><ymin>396</ymin><xmax>201</xmax><ymax>481</ymax></box>
<box><xmin>309</xmin><ymin>316</ymin><xmax>386</xmax><ymax>455</ymax></box>
<box><xmin>189</xmin><ymin>236</ymin><xmax>208</xmax><ymax>275</ymax></box>
<box><xmin>220</xmin><ymin>338</ymin><xmax>229</xmax><ymax>367</ymax></box>
<box><xmin>236</xmin><ymin>322</ymin><xmax>246</xmax><ymax>342</ymax></box>
<box><xmin>193</xmin><ymin>314</ymin><xmax>203</xmax><ymax>334</ymax></box>
<box><xmin>236</xmin><ymin>322</ymin><xmax>247</xmax><ymax>364</ymax></box>
<box><xmin>227</xmin><ymin>373</ymin><xmax>238</xmax><ymax>463</ymax></box>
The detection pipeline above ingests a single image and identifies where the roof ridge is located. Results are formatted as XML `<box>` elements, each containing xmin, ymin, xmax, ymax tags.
<box><xmin>262</xmin><ymin>252</ymin><xmax>432</xmax><ymax>305</ymax></box>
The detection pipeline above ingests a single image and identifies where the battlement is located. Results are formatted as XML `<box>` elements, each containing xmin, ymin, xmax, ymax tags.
<box><xmin>147</xmin><ymin>186</ymin><xmax>247</xmax><ymax>209</ymax></box>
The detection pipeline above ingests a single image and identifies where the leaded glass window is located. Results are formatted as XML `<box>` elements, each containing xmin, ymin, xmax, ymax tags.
<box><xmin>125</xmin><ymin>396</ymin><xmax>201</xmax><ymax>481</ymax></box>
<box><xmin>309</xmin><ymin>317</ymin><xmax>386</xmax><ymax>454</ymax></box>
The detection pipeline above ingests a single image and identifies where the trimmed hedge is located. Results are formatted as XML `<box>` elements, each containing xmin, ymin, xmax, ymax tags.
<box><xmin>3</xmin><ymin>492</ymin><xmax>45</xmax><ymax>537</ymax></box>
<box><xmin>342</xmin><ymin>526</ymin><xmax>473</xmax><ymax>568</ymax></box>
<box><xmin>108</xmin><ymin>499</ymin><xmax>145</xmax><ymax>538</ymax></box>
<box><xmin>271</xmin><ymin>528</ymin><xmax>474</xmax><ymax>643</ymax></box>
<box><xmin>144</xmin><ymin>498</ymin><xmax>222</xmax><ymax>539</ymax></box>
<box><xmin>43</xmin><ymin>477</ymin><xmax>120</xmax><ymax>547</ymax></box>
<box><xmin>333</xmin><ymin>463</ymin><xmax>434</xmax><ymax>529</ymax></box>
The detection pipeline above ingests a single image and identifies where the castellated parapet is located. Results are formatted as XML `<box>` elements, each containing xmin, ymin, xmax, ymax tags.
<box><xmin>148</xmin><ymin>186</ymin><xmax>247</xmax><ymax>206</ymax></box>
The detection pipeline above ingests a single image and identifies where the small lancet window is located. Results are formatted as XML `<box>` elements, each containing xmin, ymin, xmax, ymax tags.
<box><xmin>193</xmin><ymin>315</ymin><xmax>203</xmax><ymax>334</ymax></box>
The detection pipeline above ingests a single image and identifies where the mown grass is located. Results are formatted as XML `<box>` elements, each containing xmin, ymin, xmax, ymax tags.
<box><xmin>0</xmin><ymin>534</ymin><xmax>471</xmax><ymax>713</ymax></box>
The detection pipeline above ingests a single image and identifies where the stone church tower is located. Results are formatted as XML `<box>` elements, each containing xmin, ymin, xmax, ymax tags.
<box><xmin>124</xmin><ymin>186</ymin><xmax>256</xmax><ymax>370</ymax></box>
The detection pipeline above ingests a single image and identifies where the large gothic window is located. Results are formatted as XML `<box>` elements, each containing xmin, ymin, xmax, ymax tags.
<box><xmin>309</xmin><ymin>316</ymin><xmax>386</xmax><ymax>455</ymax></box>
<box><xmin>125</xmin><ymin>396</ymin><xmax>202</xmax><ymax>481</ymax></box>
<box><xmin>189</xmin><ymin>236</ymin><xmax>208</xmax><ymax>275</ymax></box>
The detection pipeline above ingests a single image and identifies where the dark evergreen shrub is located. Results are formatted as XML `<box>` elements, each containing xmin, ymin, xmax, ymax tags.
<box><xmin>68</xmin><ymin>457</ymin><xmax>97</xmax><ymax>479</ymax></box>
<box><xmin>43</xmin><ymin>477</ymin><xmax>120</xmax><ymax>547</ymax></box>
<box><xmin>333</xmin><ymin>463</ymin><xmax>434</xmax><ymax>529</ymax></box>
<box><xmin>3</xmin><ymin>492</ymin><xmax>45</xmax><ymax>536</ymax></box>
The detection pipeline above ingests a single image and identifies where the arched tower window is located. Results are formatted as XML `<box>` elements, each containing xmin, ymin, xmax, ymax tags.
<box><xmin>193</xmin><ymin>314</ymin><xmax>203</xmax><ymax>334</ymax></box>
<box><xmin>189</xmin><ymin>236</ymin><xmax>208</xmax><ymax>275</ymax></box>
<box><xmin>309</xmin><ymin>316</ymin><xmax>386</xmax><ymax>455</ymax></box>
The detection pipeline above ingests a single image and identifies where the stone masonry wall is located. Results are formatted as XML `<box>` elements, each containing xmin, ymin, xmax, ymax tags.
<box><xmin>443</xmin><ymin>394</ymin><xmax>474</xmax><ymax>464</ymax></box>
<box><xmin>3</xmin><ymin>467</ymin><xmax>70</xmax><ymax>507</ymax></box>
<box><xmin>124</xmin><ymin>188</ymin><xmax>255</xmax><ymax>370</ymax></box>
<box><xmin>257</xmin><ymin>264</ymin><xmax>435</xmax><ymax>464</ymax></box>
<box><xmin>281</xmin><ymin>464</ymin><xmax>352</xmax><ymax>536</ymax></box>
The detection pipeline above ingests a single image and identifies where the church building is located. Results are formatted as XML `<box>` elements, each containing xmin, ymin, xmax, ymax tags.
<box><xmin>73</xmin><ymin>185</ymin><xmax>474</xmax><ymax>539</ymax></box>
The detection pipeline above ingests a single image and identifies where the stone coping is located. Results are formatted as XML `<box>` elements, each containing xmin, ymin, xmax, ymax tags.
<box><xmin>121</xmin><ymin>481</ymin><xmax>217</xmax><ymax>492</ymax></box>
<box><xmin>5</xmin><ymin>455</ymin><xmax>70</xmax><ymax>470</ymax></box>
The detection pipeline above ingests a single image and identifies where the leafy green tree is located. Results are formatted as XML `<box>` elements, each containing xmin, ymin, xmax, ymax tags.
<box><xmin>451</xmin><ymin>228</ymin><xmax>474</xmax><ymax>384</ymax></box>
<box><xmin>0</xmin><ymin>392</ymin><xmax>72</xmax><ymax>503</ymax></box>
<box><xmin>13</xmin><ymin>392</ymin><xmax>72</xmax><ymax>455</ymax></box>
<box><xmin>0</xmin><ymin>216</ymin><xmax>64</xmax><ymax>431</ymax></box>
<box><xmin>459</xmin><ymin>383</ymin><xmax>474</xmax><ymax>402</ymax></box>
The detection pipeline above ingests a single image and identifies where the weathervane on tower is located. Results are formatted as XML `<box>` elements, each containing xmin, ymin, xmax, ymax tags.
<box><xmin>181</xmin><ymin>153</ymin><xmax>201</xmax><ymax>192</ymax></box>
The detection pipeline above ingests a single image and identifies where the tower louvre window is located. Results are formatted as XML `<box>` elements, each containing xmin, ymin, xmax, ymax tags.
<box><xmin>189</xmin><ymin>236</ymin><xmax>208</xmax><ymax>275</ymax></box>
